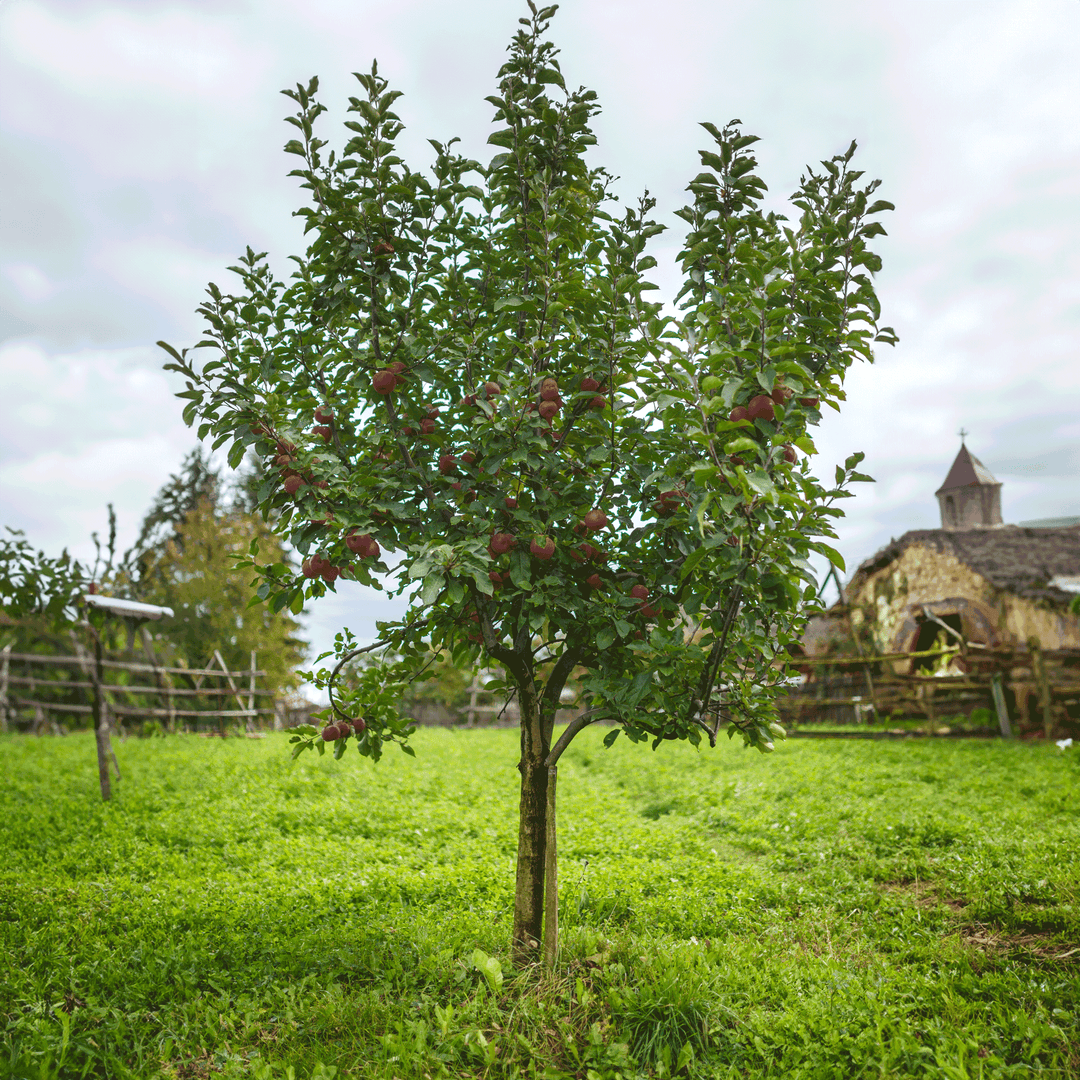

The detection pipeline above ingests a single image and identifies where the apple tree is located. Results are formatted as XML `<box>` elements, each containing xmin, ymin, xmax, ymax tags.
<box><xmin>161</xmin><ymin>3</ymin><xmax>894</xmax><ymax>964</ymax></box>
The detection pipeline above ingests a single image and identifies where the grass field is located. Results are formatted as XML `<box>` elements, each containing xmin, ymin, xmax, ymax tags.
<box><xmin>1</xmin><ymin>728</ymin><xmax>1077</xmax><ymax>1079</ymax></box>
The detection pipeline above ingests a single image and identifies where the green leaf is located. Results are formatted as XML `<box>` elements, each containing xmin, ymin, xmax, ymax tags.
<box><xmin>420</xmin><ymin>574</ymin><xmax>444</xmax><ymax>605</ymax></box>
<box><xmin>603</xmin><ymin>728</ymin><xmax>620</xmax><ymax>748</ymax></box>
<box><xmin>596</xmin><ymin>626</ymin><xmax>615</xmax><ymax>651</ymax></box>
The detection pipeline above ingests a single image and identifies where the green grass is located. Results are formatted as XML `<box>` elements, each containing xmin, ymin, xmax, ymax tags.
<box><xmin>1</xmin><ymin>728</ymin><xmax>1077</xmax><ymax>1079</ymax></box>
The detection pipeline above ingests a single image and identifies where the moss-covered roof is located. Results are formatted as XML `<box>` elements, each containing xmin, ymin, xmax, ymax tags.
<box><xmin>846</xmin><ymin>525</ymin><xmax>1080</xmax><ymax>608</ymax></box>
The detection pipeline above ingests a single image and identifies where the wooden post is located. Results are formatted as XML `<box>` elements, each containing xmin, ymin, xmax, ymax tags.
<box><xmin>0</xmin><ymin>643</ymin><xmax>10</xmax><ymax>733</ymax></box>
<box><xmin>82</xmin><ymin>624</ymin><xmax>114</xmax><ymax>800</ymax></box>
<box><xmin>248</xmin><ymin>651</ymin><xmax>258</xmax><ymax>732</ymax></box>
<box><xmin>1029</xmin><ymin>637</ymin><xmax>1054</xmax><ymax>739</ymax></box>
<box><xmin>990</xmin><ymin>673</ymin><xmax>1013</xmax><ymax>738</ymax></box>
<box><xmin>543</xmin><ymin>764</ymin><xmax>559</xmax><ymax>971</ymax></box>
<box><xmin>466</xmin><ymin>674</ymin><xmax>480</xmax><ymax>727</ymax></box>
<box><xmin>213</xmin><ymin>649</ymin><xmax>248</xmax><ymax>733</ymax></box>
<box><xmin>140</xmin><ymin>626</ymin><xmax>176</xmax><ymax>733</ymax></box>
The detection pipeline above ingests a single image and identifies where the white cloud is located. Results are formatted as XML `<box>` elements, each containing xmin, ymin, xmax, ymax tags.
<box><xmin>2</xmin><ymin>262</ymin><xmax>54</xmax><ymax>302</ymax></box>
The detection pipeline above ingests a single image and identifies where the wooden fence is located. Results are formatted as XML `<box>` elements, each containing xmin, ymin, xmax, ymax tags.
<box><xmin>0</xmin><ymin>639</ymin><xmax>281</xmax><ymax>735</ymax></box>
<box><xmin>779</xmin><ymin>641</ymin><xmax>1080</xmax><ymax>737</ymax></box>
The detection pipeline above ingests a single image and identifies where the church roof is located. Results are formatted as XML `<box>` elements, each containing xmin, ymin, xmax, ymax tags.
<box><xmin>845</xmin><ymin>525</ymin><xmax>1080</xmax><ymax>608</ymax></box>
<box><xmin>935</xmin><ymin>443</ymin><xmax>999</xmax><ymax>495</ymax></box>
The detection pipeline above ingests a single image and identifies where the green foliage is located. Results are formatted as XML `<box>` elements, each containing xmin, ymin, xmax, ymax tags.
<box><xmin>1</xmin><ymin>729</ymin><xmax>1077</xmax><ymax>1078</ymax></box>
<box><xmin>161</xmin><ymin>5</ymin><xmax>893</xmax><ymax>758</ymax></box>
<box><xmin>136</xmin><ymin>496</ymin><xmax>305</xmax><ymax>696</ymax></box>
<box><xmin>0</xmin><ymin>527</ymin><xmax>87</xmax><ymax>629</ymax></box>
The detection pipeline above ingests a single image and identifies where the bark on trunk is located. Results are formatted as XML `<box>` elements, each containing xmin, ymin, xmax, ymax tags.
<box><xmin>543</xmin><ymin>764</ymin><xmax>559</xmax><ymax>970</ymax></box>
<box><xmin>511</xmin><ymin>681</ymin><xmax>549</xmax><ymax>964</ymax></box>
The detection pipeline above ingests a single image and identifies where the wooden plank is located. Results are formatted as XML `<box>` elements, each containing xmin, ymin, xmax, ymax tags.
<box><xmin>3</xmin><ymin>675</ymin><xmax>275</xmax><ymax>697</ymax></box>
<box><xmin>3</xmin><ymin>652</ymin><xmax>267</xmax><ymax>679</ymax></box>
<box><xmin>11</xmin><ymin>696</ymin><xmax>273</xmax><ymax>719</ymax></box>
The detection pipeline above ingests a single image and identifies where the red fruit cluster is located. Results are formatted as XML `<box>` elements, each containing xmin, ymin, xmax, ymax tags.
<box><xmin>302</xmin><ymin>553</ymin><xmax>342</xmax><ymax>582</ymax></box>
<box><xmin>345</xmin><ymin>532</ymin><xmax>380</xmax><ymax>559</ymax></box>
<box><xmin>438</xmin><ymin>454</ymin><xmax>458</xmax><ymax>476</ymax></box>
<box><xmin>321</xmin><ymin>717</ymin><xmax>366</xmax><ymax>741</ymax></box>
<box><xmin>583</xmin><ymin>509</ymin><xmax>608</xmax><ymax>531</ymax></box>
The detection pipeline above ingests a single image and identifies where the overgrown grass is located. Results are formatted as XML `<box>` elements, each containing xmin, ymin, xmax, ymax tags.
<box><xmin>1</xmin><ymin>729</ymin><xmax>1077</xmax><ymax>1079</ymax></box>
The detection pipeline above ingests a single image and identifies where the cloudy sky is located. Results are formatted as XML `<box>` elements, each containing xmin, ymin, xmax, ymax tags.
<box><xmin>2</xmin><ymin>0</ymin><xmax>1078</xmax><ymax>663</ymax></box>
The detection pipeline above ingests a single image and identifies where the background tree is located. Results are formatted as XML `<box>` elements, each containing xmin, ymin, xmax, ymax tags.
<box><xmin>127</xmin><ymin>449</ymin><xmax>306</xmax><ymax>696</ymax></box>
<box><xmin>162</xmin><ymin>3</ymin><xmax>894</xmax><ymax>963</ymax></box>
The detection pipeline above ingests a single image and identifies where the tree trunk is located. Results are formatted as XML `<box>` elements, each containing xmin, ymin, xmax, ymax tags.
<box><xmin>512</xmin><ymin>681</ymin><xmax>549</xmax><ymax>964</ymax></box>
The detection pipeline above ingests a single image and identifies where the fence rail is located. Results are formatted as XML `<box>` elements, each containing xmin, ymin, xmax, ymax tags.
<box><xmin>780</xmin><ymin>639</ymin><xmax>1080</xmax><ymax>738</ymax></box>
<box><xmin>0</xmin><ymin>644</ymin><xmax>279</xmax><ymax>735</ymax></box>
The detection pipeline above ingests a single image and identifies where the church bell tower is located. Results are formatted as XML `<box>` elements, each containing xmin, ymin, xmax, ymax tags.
<box><xmin>935</xmin><ymin>435</ymin><xmax>1003</xmax><ymax>531</ymax></box>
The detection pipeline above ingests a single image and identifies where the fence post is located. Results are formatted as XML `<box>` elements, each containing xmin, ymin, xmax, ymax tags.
<box><xmin>0</xmin><ymin>643</ymin><xmax>10</xmax><ymax>733</ymax></box>
<box><xmin>140</xmin><ymin>626</ymin><xmax>176</xmax><ymax>733</ymax></box>
<box><xmin>213</xmin><ymin>649</ymin><xmax>249</xmax><ymax>733</ymax></box>
<box><xmin>1029</xmin><ymin>637</ymin><xmax>1054</xmax><ymax>739</ymax></box>
<box><xmin>80</xmin><ymin>624</ymin><xmax>115</xmax><ymax>800</ymax></box>
<box><xmin>248</xmin><ymin>652</ymin><xmax>258</xmax><ymax>732</ymax></box>
<box><xmin>990</xmin><ymin>673</ymin><xmax>1013</xmax><ymax>738</ymax></box>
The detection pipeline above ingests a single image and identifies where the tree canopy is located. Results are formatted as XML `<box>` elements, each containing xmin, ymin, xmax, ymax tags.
<box><xmin>162</xmin><ymin>2</ymin><xmax>894</xmax><ymax>960</ymax></box>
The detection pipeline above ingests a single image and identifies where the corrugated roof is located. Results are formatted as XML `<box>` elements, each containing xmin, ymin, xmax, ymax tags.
<box><xmin>845</xmin><ymin>525</ymin><xmax>1080</xmax><ymax>608</ymax></box>
<box><xmin>935</xmin><ymin>444</ymin><xmax>999</xmax><ymax>494</ymax></box>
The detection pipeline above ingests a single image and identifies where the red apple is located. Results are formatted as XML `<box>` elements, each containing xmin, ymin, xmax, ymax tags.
<box><xmin>770</xmin><ymin>384</ymin><xmax>793</xmax><ymax>405</ymax></box>
<box><xmin>782</xmin><ymin>444</ymin><xmax>797</xmax><ymax>464</ymax></box>
<box><xmin>504</xmin><ymin>496</ymin><xmax>518</xmax><ymax>510</ymax></box>
<box><xmin>726</xmin><ymin>534</ymin><xmax>739</xmax><ymax>547</ymax></box>
<box><xmin>630</xmin><ymin>583</ymin><xmax>649</xmax><ymax>601</ymax></box>
<box><xmin>345</xmin><ymin>532</ymin><xmax>374</xmax><ymax>557</ymax></box>
<box><xmin>388</xmin><ymin>361</ymin><xmax>407</xmax><ymax>375</ymax></box>
<box><xmin>372</xmin><ymin>369</ymin><xmax>397</xmax><ymax>394</ymax></box>
<box><xmin>461</xmin><ymin>393</ymin><xmax>477</xmax><ymax>407</ymax></box>
<box><xmin>489</xmin><ymin>570</ymin><xmax>503</xmax><ymax>587</ymax></box>
<box><xmin>420</xmin><ymin>418</ymin><xmax>437</xmax><ymax>435</ymax></box>
<box><xmin>320</xmin><ymin>564</ymin><xmax>340</xmax><ymax>583</ymax></box>
<box><xmin>301</xmin><ymin>558</ymin><xmax>318</xmax><ymax>579</ymax></box>
<box><xmin>401</xmin><ymin>425</ymin><xmax>416</xmax><ymax>437</ymax></box>
<box><xmin>530</xmin><ymin>535</ymin><xmax>555</xmax><ymax>560</ymax></box>
<box><xmin>538</xmin><ymin>400</ymin><xmax>560</xmax><ymax>420</ymax></box>
<box><xmin>438</xmin><ymin>454</ymin><xmax>457</xmax><ymax>476</ymax></box>
<box><xmin>640</xmin><ymin>602</ymin><xmax>659</xmax><ymax>619</ymax></box>
<box><xmin>747</xmin><ymin>394</ymin><xmax>775</xmax><ymax>421</ymax></box>
<box><xmin>312</xmin><ymin>425</ymin><xmax>332</xmax><ymax>442</ymax></box>
<box><xmin>540</xmin><ymin>378</ymin><xmax>560</xmax><ymax>402</ymax></box>
<box><xmin>569</xmin><ymin>548</ymin><xmax>584</xmax><ymax>563</ymax></box>
<box><xmin>283</xmin><ymin>475</ymin><xmax>305</xmax><ymax>495</ymax></box>
<box><xmin>315</xmin><ymin>406</ymin><xmax>334</xmax><ymax>424</ymax></box>
<box><xmin>583</xmin><ymin>509</ymin><xmax>608</xmax><ymax>531</ymax></box>
<box><xmin>484</xmin><ymin>381</ymin><xmax>501</xmax><ymax>398</ymax></box>
<box><xmin>490</xmin><ymin>532</ymin><xmax>516</xmax><ymax>555</ymax></box>
<box><xmin>580</xmin><ymin>376</ymin><xmax>600</xmax><ymax>393</ymax></box>
<box><xmin>314</xmin><ymin>480</ymin><xmax>329</xmax><ymax>490</ymax></box>
<box><xmin>351</xmin><ymin>718</ymin><xmax>366</xmax><ymax>735</ymax></box>
<box><xmin>321</xmin><ymin>724</ymin><xmax>340</xmax><ymax>741</ymax></box>
<box><xmin>461</xmin><ymin>450</ymin><xmax>476</xmax><ymax>466</ymax></box>
<box><xmin>798</xmin><ymin>396</ymin><xmax>820</xmax><ymax>408</ymax></box>
<box><xmin>586</xmin><ymin>573</ymin><xmax>603</xmax><ymax>588</ymax></box>
<box><xmin>373</xmin><ymin>240</ymin><xmax>394</xmax><ymax>257</ymax></box>
<box><xmin>589</xmin><ymin>395</ymin><xmax>607</xmax><ymax>411</ymax></box>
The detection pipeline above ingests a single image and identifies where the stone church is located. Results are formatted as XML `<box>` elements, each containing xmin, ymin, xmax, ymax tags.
<box><xmin>813</xmin><ymin>441</ymin><xmax>1080</xmax><ymax>656</ymax></box>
